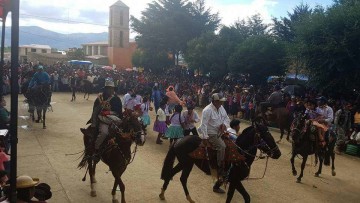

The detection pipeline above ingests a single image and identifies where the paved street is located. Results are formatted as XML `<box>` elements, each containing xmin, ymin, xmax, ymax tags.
<box><xmin>10</xmin><ymin>93</ymin><xmax>360</xmax><ymax>203</ymax></box>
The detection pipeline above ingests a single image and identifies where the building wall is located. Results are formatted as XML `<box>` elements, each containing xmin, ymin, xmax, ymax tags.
<box><xmin>108</xmin><ymin>42</ymin><xmax>136</xmax><ymax>69</ymax></box>
<box><xmin>109</xmin><ymin>5</ymin><xmax>129</xmax><ymax>48</ymax></box>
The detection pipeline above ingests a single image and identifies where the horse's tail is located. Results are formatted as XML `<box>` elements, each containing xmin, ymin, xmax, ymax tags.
<box><xmin>161</xmin><ymin>143</ymin><xmax>176</xmax><ymax>180</ymax></box>
<box><xmin>77</xmin><ymin>150</ymin><xmax>88</xmax><ymax>169</ymax></box>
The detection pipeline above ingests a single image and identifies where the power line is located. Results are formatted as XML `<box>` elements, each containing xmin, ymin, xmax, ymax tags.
<box><xmin>20</xmin><ymin>13</ymin><xmax>109</xmax><ymax>27</ymax></box>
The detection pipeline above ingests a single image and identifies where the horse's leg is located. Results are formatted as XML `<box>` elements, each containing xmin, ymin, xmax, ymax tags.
<box><xmin>87</xmin><ymin>92</ymin><xmax>90</xmax><ymax>100</ymax></box>
<box><xmin>89</xmin><ymin>161</ymin><xmax>97</xmax><ymax>197</ymax></box>
<box><xmin>290</xmin><ymin>153</ymin><xmax>297</xmax><ymax>176</ymax></box>
<box><xmin>315</xmin><ymin>154</ymin><xmax>323</xmax><ymax>177</ymax></box>
<box><xmin>160</xmin><ymin>162</ymin><xmax>184</xmax><ymax>200</ymax></box>
<box><xmin>111</xmin><ymin>178</ymin><xmax>119</xmax><ymax>203</ymax></box>
<box><xmin>297</xmin><ymin>155</ymin><xmax>308</xmax><ymax>183</ymax></box>
<box><xmin>225</xmin><ymin>182</ymin><xmax>236</xmax><ymax>203</ymax></box>
<box><xmin>234</xmin><ymin>181</ymin><xmax>250</xmax><ymax>203</ymax></box>
<box><xmin>331</xmin><ymin>152</ymin><xmax>336</xmax><ymax>176</ymax></box>
<box><xmin>277</xmin><ymin>128</ymin><xmax>284</xmax><ymax>143</ymax></box>
<box><xmin>180</xmin><ymin>163</ymin><xmax>195</xmax><ymax>203</ymax></box>
<box><xmin>42</xmin><ymin>108</ymin><xmax>46</xmax><ymax>129</ymax></box>
<box><xmin>36</xmin><ymin>108</ymin><xmax>41</xmax><ymax>123</ymax></box>
<box><xmin>118</xmin><ymin>178</ymin><xmax>126</xmax><ymax>203</ymax></box>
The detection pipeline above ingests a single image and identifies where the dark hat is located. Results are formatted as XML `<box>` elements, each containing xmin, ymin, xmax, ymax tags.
<box><xmin>34</xmin><ymin>183</ymin><xmax>52</xmax><ymax>201</ymax></box>
<box><xmin>316</xmin><ymin>96</ymin><xmax>327</xmax><ymax>102</ymax></box>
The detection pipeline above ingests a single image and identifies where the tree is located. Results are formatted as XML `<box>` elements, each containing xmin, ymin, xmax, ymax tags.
<box><xmin>67</xmin><ymin>48</ymin><xmax>85</xmax><ymax>60</ymax></box>
<box><xmin>131</xmin><ymin>0</ymin><xmax>220</xmax><ymax>66</ymax></box>
<box><xmin>132</xmin><ymin>49</ymin><xmax>173</xmax><ymax>72</ymax></box>
<box><xmin>291</xmin><ymin>1</ymin><xmax>360</xmax><ymax>94</ymax></box>
<box><xmin>228</xmin><ymin>35</ymin><xmax>286</xmax><ymax>84</ymax></box>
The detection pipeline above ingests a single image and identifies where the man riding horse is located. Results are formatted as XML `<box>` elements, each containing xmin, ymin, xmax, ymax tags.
<box><xmin>198</xmin><ymin>93</ymin><xmax>230</xmax><ymax>193</ymax></box>
<box><xmin>27</xmin><ymin>65</ymin><xmax>51</xmax><ymax>100</ymax></box>
<box><xmin>259</xmin><ymin>84</ymin><xmax>283</xmax><ymax>117</ymax></box>
<box><xmin>88</xmin><ymin>80</ymin><xmax>123</xmax><ymax>157</ymax></box>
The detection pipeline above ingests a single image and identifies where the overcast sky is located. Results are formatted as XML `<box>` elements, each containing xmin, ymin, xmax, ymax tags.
<box><xmin>5</xmin><ymin>0</ymin><xmax>334</xmax><ymax>35</ymax></box>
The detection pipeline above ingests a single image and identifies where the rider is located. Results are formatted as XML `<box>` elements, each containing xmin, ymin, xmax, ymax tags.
<box><xmin>89</xmin><ymin>80</ymin><xmax>123</xmax><ymax>155</ymax></box>
<box><xmin>198</xmin><ymin>93</ymin><xmax>230</xmax><ymax>193</ymax></box>
<box><xmin>311</xmin><ymin>96</ymin><xmax>334</xmax><ymax>147</ymax></box>
<box><xmin>260</xmin><ymin>85</ymin><xmax>283</xmax><ymax>116</ymax></box>
<box><xmin>28</xmin><ymin>65</ymin><xmax>50</xmax><ymax>90</ymax></box>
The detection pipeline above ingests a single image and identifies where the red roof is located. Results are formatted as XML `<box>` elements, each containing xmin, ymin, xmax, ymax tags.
<box><xmin>0</xmin><ymin>0</ymin><xmax>10</xmax><ymax>19</ymax></box>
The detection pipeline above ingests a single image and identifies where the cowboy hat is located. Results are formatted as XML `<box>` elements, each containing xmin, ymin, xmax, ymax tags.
<box><xmin>211</xmin><ymin>93</ymin><xmax>226</xmax><ymax>102</ymax></box>
<box><xmin>16</xmin><ymin>175</ymin><xmax>39</xmax><ymax>189</ymax></box>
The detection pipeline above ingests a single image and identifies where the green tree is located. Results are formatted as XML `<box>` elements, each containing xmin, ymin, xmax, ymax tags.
<box><xmin>228</xmin><ymin>35</ymin><xmax>286</xmax><ymax>84</ymax></box>
<box><xmin>131</xmin><ymin>0</ymin><xmax>220</xmax><ymax>66</ymax></box>
<box><xmin>67</xmin><ymin>48</ymin><xmax>85</xmax><ymax>60</ymax></box>
<box><xmin>292</xmin><ymin>1</ymin><xmax>360</xmax><ymax>94</ymax></box>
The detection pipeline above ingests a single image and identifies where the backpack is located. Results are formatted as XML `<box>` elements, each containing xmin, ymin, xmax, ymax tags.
<box><xmin>338</xmin><ymin>109</ymin><xmax>346</xmax><ymax>126</ymax></box>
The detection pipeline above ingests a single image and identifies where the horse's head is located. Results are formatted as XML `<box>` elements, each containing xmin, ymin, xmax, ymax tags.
<box><xmin>252</xmin><ymin>117</ymin><xmax>281</xmax><ymax>159</ymax></box>
<box><xmin>290</xmin><ymin>113</ymin><xmax>307</xmax><ymax>144</ymax></box>
<box><xmin>109</xmin><ymin>113</ymin><xmax>145</xmax><ymax>146</ymax></box>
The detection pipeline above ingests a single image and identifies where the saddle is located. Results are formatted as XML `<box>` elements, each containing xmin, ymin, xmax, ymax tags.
<box><xmin>189</xmin><ymin>138</ymin><xmax>245</xmax><ymax>163</ymax></box>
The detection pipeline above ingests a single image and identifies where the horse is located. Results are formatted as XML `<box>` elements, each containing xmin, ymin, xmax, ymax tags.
<box><xmin>79</xmin><ymin>79</ymin><xmax>93</xmax><ymax>100</ymax></box>
<box><xmin>159</xmin><ymin>117</ymin><xmax>281</xmax><ymax>203</ymax></box>
<box><xmin>78</xmin><ymin>113</ymin><xmax>145</xmax><ymax>203</ymax></box>
<box><xmin>24</xmin><ymin>84</ymin><xmax>52</xmax><ymax>129</ymax></box>
<box><xmin>257</xmin><ymin>106</ymin><xmax>291</xmax><ymax>143</ymax></box>
<box><xmin>290</xmin><ymin>113</ymin><xmax>336</xmax><ymax>183</ymax></box>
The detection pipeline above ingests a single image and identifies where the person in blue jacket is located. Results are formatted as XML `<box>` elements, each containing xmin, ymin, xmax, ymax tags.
<box><xmin>28</xmin><ymin>65</ymin><xmax>50</xmax><ymax>89</ymax></box>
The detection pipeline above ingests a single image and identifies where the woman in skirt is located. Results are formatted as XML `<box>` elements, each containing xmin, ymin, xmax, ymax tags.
<box><xmin>165</xmin><ymin>104</ymin><xmax>185</xmax><ymax>145</ymax></box>
<box><xmin>153</xmin><ymin>101</ymin><xmax>167</xmax><ymax>144</ymax></box>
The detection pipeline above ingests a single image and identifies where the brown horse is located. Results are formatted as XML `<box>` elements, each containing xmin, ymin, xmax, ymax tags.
<box><xmin>258</xmin><ymin>107</ymin><xmax>291</xmax><ymax>143</ymax></box>
<box><xmin>78</xmin><ymin>114</ymin><xmax>145</xmax><ymax>203</ymax></box>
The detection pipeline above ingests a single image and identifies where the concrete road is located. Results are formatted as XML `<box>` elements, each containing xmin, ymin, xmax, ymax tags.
<box><xmin>10</xmin><ymin>93</ymin><xmax>360</xmax><ymax>203</ymax></box>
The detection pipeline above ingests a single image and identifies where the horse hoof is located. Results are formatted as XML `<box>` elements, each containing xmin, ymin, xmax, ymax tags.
<box><xmin>314</xmin><ymin>173</ymin><xmax>319</xmax><ymax>177</ymax></box>
<box><xmin>159</xmin><ymin>193</ymin><xmax>165</xmax><ymax>200</ymax></box>
<box><xmin>43</xmin><ymin>126</ymin><xmax>46</xmax><ymax>129</ymax></box>
<box><xmin>332</xmin><ymin>170</ymin><xmax>336</xmax><ymax>176</ymax></box>
<box><xmin>90</xmin><ymin>191</ymin><xmax>97</xmax><ymax>197</ymax></box>
<box><xmin>292</xmin><ymin>171</ymin><xmax>297</xmax><ymax>176</ymax></box>
<box><xmin>112</xmin><ymin>199</ymin><xmax>119</xmax><ymax>203</ymax></box>
<box><xmin>296</xmin><ymin>179</ymin><xmax>301</xmax><ymax>183</ymax></box>
<box><xmin>186</xmin><ymin>195</ymin><xmax>195</xmax><ymax>203</ymax></box>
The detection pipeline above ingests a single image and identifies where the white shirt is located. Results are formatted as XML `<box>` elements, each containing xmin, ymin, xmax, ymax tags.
<box><xmin>182</xmin><ymin>110</ymin><xmax>200</xmax><ymax>130</ymax></box>
<box><xmin>87</xmin><ymin>75</ymin><xmax>95</xmax><ymax>83</ymax></box>
<box><xmin>227</xmin><ymin>128</ymin><xmax>238</xmax><ymax>141</ymax></box>
<box><xmin>123</xmin><ymin>93</ymin><xmax>132</xmax><ymax>107</ymax></box>
<box><xmin>198</xmin><ymin>103</ymin><xmax>230</xmax><ymax>139</ymax></box>
<box><xmin>316</xmin><ymin>105</ymin><xmax>334</xmax><ymax>125</ymax></box>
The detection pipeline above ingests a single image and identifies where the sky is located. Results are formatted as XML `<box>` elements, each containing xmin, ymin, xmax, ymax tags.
<box><xmin>5</xmin><ymin>0</ymin><xmax>334</xmax><ymax>35</ymax></box>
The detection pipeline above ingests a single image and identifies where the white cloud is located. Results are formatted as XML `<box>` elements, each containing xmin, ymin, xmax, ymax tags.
<box><xmin>4</xmin><ymin>0</ymin><xmax>279</xmax><ymax>34</ymax></box>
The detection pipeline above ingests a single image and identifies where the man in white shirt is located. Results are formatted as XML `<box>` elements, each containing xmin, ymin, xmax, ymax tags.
<box><xmin>198</xmin><ymin>93</ymin><xmax>230</xmax><ymax>193</ymax></box>
<box><xmin>312</xmin><ymin>96</ymin><xmax>335</xmax><ymax>147</ymax></box>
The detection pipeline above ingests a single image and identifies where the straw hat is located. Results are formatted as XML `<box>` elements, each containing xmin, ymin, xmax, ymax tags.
<box><xmin>16</xmin><ymin>175</ymin><xmax>39</xmax><ymax>189</ymax></box>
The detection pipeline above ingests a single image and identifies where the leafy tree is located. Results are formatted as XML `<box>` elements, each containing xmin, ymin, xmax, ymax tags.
<box><xmin>292</xmin><ymin>1</ymin><xmax>360</xmax><ymax>94</ymax></box>
<box><xmin>67</xmin><ymin>48</ymin><xmax>85</xmax><ymax>60</ymax></box>
<box><xmin>132</xmin><ymin>49</ymin><xmax>172</xmax><ymax>72</ymax></box>
<box><xmin>228</xmin><ymin>35</ymin><xmax>286</xmax><ymax>84</ymax></box>
<box><xmin>131</xmin><ymin>0</ymin><xmax>220</xmax><ymax>66</ymax></box>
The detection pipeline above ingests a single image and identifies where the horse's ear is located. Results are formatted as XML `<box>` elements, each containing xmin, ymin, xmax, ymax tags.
<box><xmin>80</xmin><ymin>128</ymin><xmax>86</xmax><ymax>134</ymax></box>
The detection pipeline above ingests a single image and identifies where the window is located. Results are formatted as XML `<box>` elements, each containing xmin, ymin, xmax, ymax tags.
<box><xmin>31</xmin><ymin>48</ymin><xmax>36</xmax><ymax>52</ymax></box>
<box><xmin>42</xmin><ymin>49</ymin><xmax>47</xmax><ymax>53</ymax></box>
<box><xmin>120</xmin><ymin>31</ymin><xmax>124</xmax><ymax>47</ymax></box>
<box><xmin>120</xmin><ymin>11</ymin><xmax>124</xmax><ymax>26</ymax></box>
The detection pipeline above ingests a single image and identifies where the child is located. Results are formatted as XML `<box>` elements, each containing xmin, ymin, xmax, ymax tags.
<box><xmin>227</xmin><ymin>119</ymin><xmax>241</xmax><ymax>141</ymax></box>
<box><xmin>182</xmin><ymin>103</ymin><xmax>200</xmax><ymax>136</ymax></box>
<box><xmin>153</xmin><ymin>101</ymin><xmax>168</xmax><ymax>144</ymax></box>
<box><xmin>140</xmin><ymin>97</ymin><xmax>151</xmax><ymax>135</ymax></box>
<box><xmin>165</xmin><ymin>104</ymin><xmax>185</xmax><ymax>145</ymax></box>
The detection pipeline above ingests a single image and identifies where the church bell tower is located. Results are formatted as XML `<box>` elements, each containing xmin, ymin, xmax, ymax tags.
<box><xmin>109</xmin><ymin>1</ymin><xmax>130</xmax><ymax>48</ymax></box>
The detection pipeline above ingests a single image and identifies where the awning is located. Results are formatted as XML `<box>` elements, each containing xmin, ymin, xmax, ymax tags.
<box><xmin>0</xmin><ymin>0</ymin><xmax>11</xmax><ymax>20</ymax></box>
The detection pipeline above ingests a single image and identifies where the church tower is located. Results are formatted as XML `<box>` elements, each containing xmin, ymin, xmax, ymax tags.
<box><xmin>109</xmin><ymin>1</ymin><xmax>129</xmax><ymax>48</ymax></box>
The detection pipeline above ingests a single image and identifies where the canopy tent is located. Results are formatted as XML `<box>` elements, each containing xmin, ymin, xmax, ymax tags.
<box><xmin>101</xmin><ymin>66</ymin><xmax>113</xmax><ymax>70</ymax></box>
<box><xmin>68</xmin><ymin>60</ymin><xmax>93</xmax><ymax>65</ymax></box>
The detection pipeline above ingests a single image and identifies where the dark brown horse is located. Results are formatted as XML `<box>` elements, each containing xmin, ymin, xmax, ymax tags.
<box><xmin>290</xmin><ymin>114</ymin><xmax>336</xmax><ymax>183</ymax></box>
<box><xmin>159</xmin><ymin>118</ymin><xmax>281</xmax><ymax>203</ymax></box>
<box><xmin>78</xmin><ymin>114</ymin><xmax>145</xmax><ymax>203</ymax></box>
<box><xmin>80</xmin><ymin>79</ymin><xmax>93</xmax><ymax>100</ymax></box>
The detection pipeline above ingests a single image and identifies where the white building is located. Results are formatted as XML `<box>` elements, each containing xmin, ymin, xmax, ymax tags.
<box><xmin>19</xmin><ymin>44</ymin><xmax>52</xmax><ymax>62</ymax></box>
